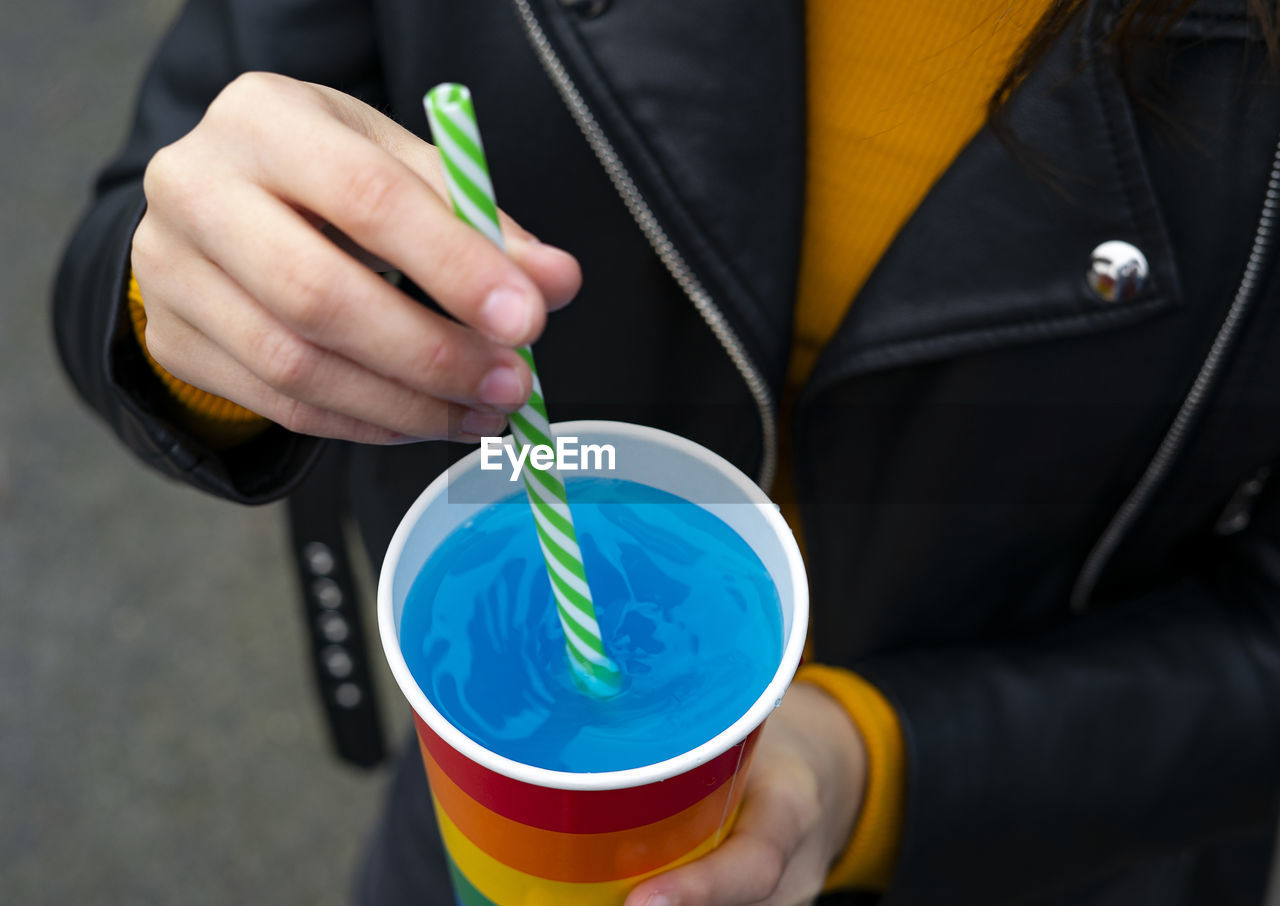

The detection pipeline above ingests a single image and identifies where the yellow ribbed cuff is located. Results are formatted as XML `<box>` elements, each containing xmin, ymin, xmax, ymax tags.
<box><xmin>126</xmin><ymin>273</ymin><xmax>270</xmax><ymax>449</ymax></box>
<box><xmin>793</xmin><ymin>664</ymin><xmax>905</xmax><ymax>892</ymax></box>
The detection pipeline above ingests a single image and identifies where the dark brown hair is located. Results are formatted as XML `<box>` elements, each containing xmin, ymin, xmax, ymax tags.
<box><xmin>990</xmin><ymin>0</ymin><xmax>1279</xmax><ymax>120</ymax></box>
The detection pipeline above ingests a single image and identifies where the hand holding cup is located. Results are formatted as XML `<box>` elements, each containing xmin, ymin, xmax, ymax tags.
<box><xmin>624</xmin><ymin>682</ymin><xmax>867</xmax><ymax>906</ymax></box>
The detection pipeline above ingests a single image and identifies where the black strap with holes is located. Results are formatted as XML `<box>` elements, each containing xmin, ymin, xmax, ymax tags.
<box><xmin>286</xmin><ymin>442</ymin><xmax>386</xmax><ymax>768</ymax></box>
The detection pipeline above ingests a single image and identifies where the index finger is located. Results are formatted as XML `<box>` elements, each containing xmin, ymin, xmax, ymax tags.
<box><xmin>249</xmin><ymin>89</ymin><xmax>548</xmax><ymax>347</ymax></box>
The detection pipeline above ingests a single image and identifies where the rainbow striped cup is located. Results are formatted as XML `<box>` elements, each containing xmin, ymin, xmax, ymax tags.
<box><xmin>378</xmin><ymin>421</ymin><xmax>809</xmax><ymax>906</ymax></box>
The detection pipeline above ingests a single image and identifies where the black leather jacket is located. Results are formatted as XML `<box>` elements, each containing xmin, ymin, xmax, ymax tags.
<box><xmin>53</xmin><ymin>1</ymin><xmax>1280</xmax><ymax>904</ymax></box>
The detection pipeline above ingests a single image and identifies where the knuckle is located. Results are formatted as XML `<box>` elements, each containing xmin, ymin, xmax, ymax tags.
<box><xmin>143</xmin><ymin>142</ymin><xmax>214</xmax><ymax>231</ymax></box>
<box><xmin>212</xmin><ymin>71</ymin><xmax>283</xmax><ymax>115</ymax></box>
<box><xmin>409</xmin><ymin>336</ymin><xmax>457</xmax><ymax>391</ymax></box>
<box><xmin>255</xmin><ymin>330</ymin><xmax>319</xmax><ymax>394</ymax></box>
<box><xmin>229</xmin><ymin>70</ymin><xmax>278</xmax><ymax>93</ymax></box>
<box><xmin>205</xmin><ymin>72</ymin><xmax>315</xmax><ymax>153</ymax></box>
<box><xmin>142</xmin><ymin>143</ymin><xmax>186</xmax><ymax>205</ymax></box>
<box><xmin>277</xmin><ymin>259</ymin><xmax>340</xmax><ymax>336</ymax></box>
<box><xmin>339</xmin><ymin>163</ymin><xmax>402</xmax><ymax>233</ymax></box>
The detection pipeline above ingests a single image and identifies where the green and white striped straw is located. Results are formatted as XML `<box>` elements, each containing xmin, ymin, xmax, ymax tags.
<box><xmin>424</xmin><ymin>83</ymin><xmax>622</xmax><ymax>698</ymax></box>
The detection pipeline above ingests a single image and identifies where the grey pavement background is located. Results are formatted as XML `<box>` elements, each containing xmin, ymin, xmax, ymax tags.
<box><xmin>1</xmin><ymin>4</ymin><xmax>393</xmax><ymax>904</ymax></box>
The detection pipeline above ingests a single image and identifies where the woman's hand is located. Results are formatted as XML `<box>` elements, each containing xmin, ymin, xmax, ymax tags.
<box><xmin>625</xmin><ymin>682</ymin><xmax>868</xmax><ymax>906</ymax></box>
<box><xmin>132</xmin><ymin>72</ymin><xmax>581</xmax><ymax>444</ymax></box>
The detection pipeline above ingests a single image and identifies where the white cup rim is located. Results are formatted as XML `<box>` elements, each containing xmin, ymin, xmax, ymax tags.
<box><xmin>377</xmin><ymin>420</ymin><xmax>809</xmax><ymax>791</ymax></box>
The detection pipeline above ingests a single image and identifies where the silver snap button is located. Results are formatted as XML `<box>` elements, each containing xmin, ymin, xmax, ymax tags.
<box><xmin>302</xmin><ymin>542</ymin><xmax>334</xmax><ymax>576</ymax></box>
<box><xmin>334</xmin><ymin>683</ymin><xmax>363</xmax><ymax>708</ymax></box>
<box><xmin>317</xmin><ymin>612</ymin><xmax>349</xmax><ymax>644</ymax></box>
<box><xmin>312</xmin><ymin>577</ymin><xmax>343</xmax><ymax>609</ymax></box>
<box><xmin>321</xmin><ymin>645</ymin><xmax>354</xmax><ymax>679</ymax></box>
<box><xmin>1087</xmin><ymin>240</ymin><xmax>1149</xmax><ymax>302</ymax></box>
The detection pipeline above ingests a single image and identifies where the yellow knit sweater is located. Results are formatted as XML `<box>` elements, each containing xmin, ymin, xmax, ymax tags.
<box><xmin>784</xmin><ymin>0</ymin><xmax>1049</xmax><ymax>890</ymax></box>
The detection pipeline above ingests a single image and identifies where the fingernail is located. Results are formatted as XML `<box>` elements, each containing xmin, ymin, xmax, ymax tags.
<box><xmin>461</xmin><ymin>409</ymin><xmax>508</xmax><ymax>436</ymax></box>
<box><xmin>477</xmin><ymin>365</ymin><xmax>527</xmax><ymax>411</ymax></box>
<box><xmin>646</xmin><ymin>895</ymin><xmax>673</xmax><ymax>906</ymax></box>
<box><xmin>481</xmin><ymin>286</ymin><xmax>534</xmax><ymax>343</ymax></box>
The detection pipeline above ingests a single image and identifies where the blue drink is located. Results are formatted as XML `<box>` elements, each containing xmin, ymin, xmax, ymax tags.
<box><xmin>399</xmin><ymin>477</ymin><xmax>783</xmax><ymax>772</ymax></box>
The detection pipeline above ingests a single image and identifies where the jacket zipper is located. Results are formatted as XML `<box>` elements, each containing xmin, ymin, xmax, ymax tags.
<box><xmin>509</xmin><ymin>0</ymin><xmax>779</xmax><ymax>491</ymax></box>
<box><xmin>1069</xmin><ymin>132</ymin><xmax>1280</xmax><ymax>613</ymax></box>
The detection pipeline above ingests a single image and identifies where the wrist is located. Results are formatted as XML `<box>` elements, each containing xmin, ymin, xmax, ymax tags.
<box><xmin>781</xmin><ymin>681</ymin><xmax>868</xmax><ymax>868</ymax></box>
<box><xmin>793</xmin><ymin>665</ymin><xmax>906</xmax><ymax>891</ymax></box>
